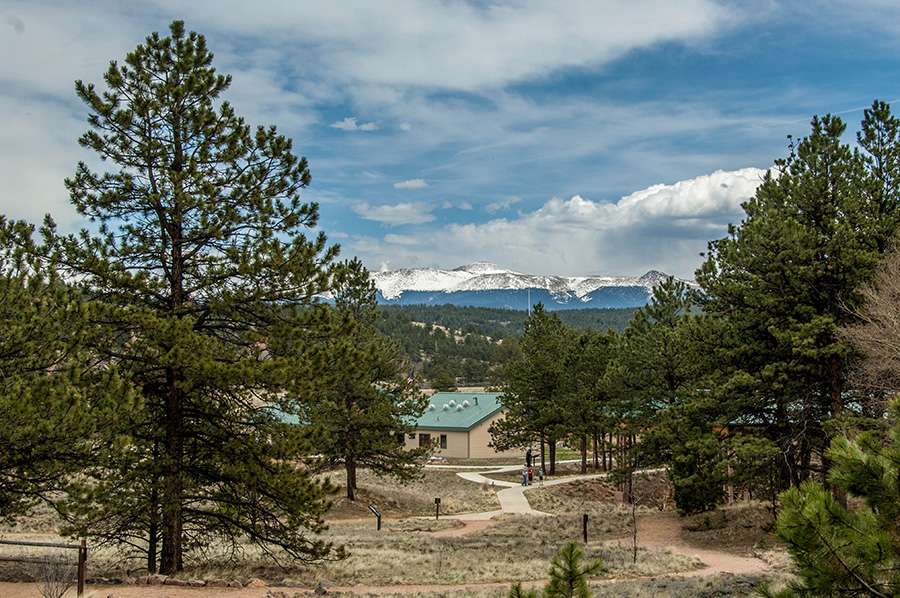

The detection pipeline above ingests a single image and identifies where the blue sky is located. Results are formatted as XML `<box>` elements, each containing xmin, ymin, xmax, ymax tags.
<box><xmin>2</xmin><ymin>1</ymin><xmax>899</xmax><ymax>278</ymax></box>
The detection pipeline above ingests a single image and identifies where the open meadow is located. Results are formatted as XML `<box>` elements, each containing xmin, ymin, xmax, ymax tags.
<box><xmin>0</xmin><ymin>463</ymin><xmax>796</xmax><ymax>597</ymax></box>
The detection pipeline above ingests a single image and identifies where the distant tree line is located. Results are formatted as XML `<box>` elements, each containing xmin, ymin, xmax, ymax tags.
<box><xmin>374</xmin><ymin>304</ymin><xmax>636</xmax><ymax>389</ymax></box>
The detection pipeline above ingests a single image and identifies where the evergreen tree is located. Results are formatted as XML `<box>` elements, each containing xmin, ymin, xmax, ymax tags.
<box><xmin>544</xmin><ymin>541</ymin><xmax>604</xmax><ymax>598</ymax></box>
<box><xmin>604</xmin><ymin>277</ymin><xmax>716</xmax><ymax>512</ymax></box>
<box><xmin>52</xmin><ymin>21</ymin><xmax>340</xmax><ymax>573</ymax></box>
<box><xmin>506</xmin><ymin>541</ymin><xmax>604</xmax><ymax>598</ymax></box>
<box><xmin>299</xmin><ymin>259</ymin><xmax>431</xmax><ymax>500</ymax></box>
<box><xmin>697</xmin><ymin>106</ymin><xmax>900</xmax><ymax>492</ymax></box>
<box><xmin>760</xmin><ymin>399</ymin><xmax>900</xmax><ymax>598</ymax></box>
<box><xmin>490</xmin><ymin>303</ymin><xmax>571</xmax><ymax>474</ymax></box>
<box><xmin>0</xmin><ymin>218</ymin><xmax>134</xmax><ymax>516</ymax></box>
<box><xmin>558</xmin><ymin>328</ymin><xmax>614</xmax><ymax>473</ymax></box>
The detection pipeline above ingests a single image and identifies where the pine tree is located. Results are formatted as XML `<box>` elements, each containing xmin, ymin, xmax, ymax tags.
<box><xmin>760</xmin><ymin>399</ymin><xmax>900</xmax><ymax>598</ymax></box>
<box><xmin>506</xmin><ymin>541</ymin><xmax>604</xmax><ymax>598</ymax></box>
<box><xmin>299</xmin><ymin>259</ymin><xmax>431</xmax><ymax>500</ymax></box>
<box><xmin>52</xmin><ymin>21</ymin><xmax>340</xmax><ymax>573</ymax></box>
<box><xmin>544</xmin><ymin>541</ymin><xmax>604</xmax><ymax>598</ymax></box>
<box><xmin>0</xmin><ymin>218</ymin><xmax>134</xmax><ymax>516</ymax></box>
<box><xmin>697</xmin><ymin>106</ymin><xmax>900</xmax><ymax>493</ymax></box>
<box><xmin>490</xmin><ymin>303</ymin><xmax>571</xmax><ymax>474</ymax></box>
<box><xmin>558</xmin><ymin>328</ymin><xmax>614</xmax><ymax>473</ymax></box>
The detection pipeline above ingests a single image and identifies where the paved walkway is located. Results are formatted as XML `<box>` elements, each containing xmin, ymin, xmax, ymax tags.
<box><xmin>439</xmin><ymin>463</ymin><xmax>611</xmax><ymax>520</ymax></box>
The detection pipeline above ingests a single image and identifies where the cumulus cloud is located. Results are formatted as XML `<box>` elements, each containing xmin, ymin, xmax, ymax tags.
<box><xmin>352</xmin><ymin>168</ymin><xmax>768</xmax><ymax>278</ymax></box>
<box><xmin>329</xmin><ymin>117</ymin><xmax>379</xmax><ymax>131</ymax></box>
<box><xmin>394</xmin><ymin>178</ymin><xmax>428</xmax><ymax>189</ymax></box>
<box><xmin>486</xmin><ymin>196</ymin><xmax>522</xmax><ymax>214</ymax></box>
<box><xmin>353</xmin><ymin>201</ymin><xmax>436</xmax><ymax>226</ymax></box>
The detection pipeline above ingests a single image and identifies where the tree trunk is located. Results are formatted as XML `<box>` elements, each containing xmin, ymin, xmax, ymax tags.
<box><xmin>548</xmin><ymin>437</ymin><xmax>557</xmax><ymax>476</ymax></box>
<box><xmin>148</xmin><ymin>483</ymin><xmax>159</xmax><ymax>574</ymax></box>
<box><xmin>346</xmin><ymin>457</ymin><xmax>357</xmax><ymax>501</ymax></box>
<box><xmin>160</xmin><ymin>366</ymin><xmax>184</xmax><ymax>574</ymax></box>
<box><xmin>580</xmin><ymin>434</ymin><xmax>587</xmax><ymax>474</ymax></box>
<box><xmin>540</xmin><ymin>437</ymin><xmax>546</xmax><ymax>474</ymax></box>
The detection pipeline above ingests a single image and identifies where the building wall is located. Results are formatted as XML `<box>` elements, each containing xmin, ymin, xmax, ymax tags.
<box><xmin>468</xmin><ymin>411</ymin><xmax>522</xmax><ymax>459</ymax></box>
<box><xmin>403</xmin><ymin>429</ymin><xmax>469</xmax><ymax>459</ymax></box>
<box><xmin>402</xmin><ymin>411</ymin><xmax>524</xmax><ymax>460</ymax></box>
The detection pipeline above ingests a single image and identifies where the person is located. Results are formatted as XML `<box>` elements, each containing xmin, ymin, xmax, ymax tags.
<box><xmin>538</xmin><ymin>468</ymin><xmax>544</xmax><ymax>485</ymax></box>
<box><xmin>526</xmin><ymin>447</ymin><xmax>532</xmax><ymax>467</ymax></box>
<box><xmin>521</xmin><ymin>464</ymin><xmax>528</xmax><ymax>486</ymax></box>
<box><xmin>527</xmin><ymin>466</ymin><xmax>533</xmax><ymax>485</ymax></box>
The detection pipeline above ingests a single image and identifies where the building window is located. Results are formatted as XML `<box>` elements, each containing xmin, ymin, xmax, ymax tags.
<box><xmin>440</xmin><ymin>434</ymin><xmax>447</xmax><ymax>449</ymax></box>
<box><xmin>418</xmin><ymin>433</ymin><xmax>431</xmax><ymax>447</ymax></box>
<box><xmin>408</xmin><ymin>433</ymin><xmax>416</xmax><ymax>440</ymax></box>
<box><xmin>397</xmin><ymin>433</ymin><xmax>405</xmax><ymax>445</ymax></box>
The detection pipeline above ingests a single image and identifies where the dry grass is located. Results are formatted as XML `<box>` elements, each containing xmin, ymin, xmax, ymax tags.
<box><xmin>326</xmin><ymin>468</ymin><xmax>501</xmax><ymax>519</ymax></box>
<box><xmin>0</xmin><ymin>467</ymin><xmax>792</xmax><ymax>594</ymax></box>
<box><xmin>278</xmin><ymin>515</ymin><xmax>702</xmax><ymax>586</ymax></box>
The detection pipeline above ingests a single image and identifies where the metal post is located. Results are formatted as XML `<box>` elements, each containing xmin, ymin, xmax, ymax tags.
<box><xmin>583</xmin><ymin>514</ymin><xmax>588</xmax><ymax>543</ymax></box>
<box><xmin>434</xmin><ymin>497</ymin><xmax>441</xmax><ymax>520</ymax></box>
<box><xmin>368</xmin><ymin>505</ymin><xmax>381</xmax><ymax>531</ymax></box>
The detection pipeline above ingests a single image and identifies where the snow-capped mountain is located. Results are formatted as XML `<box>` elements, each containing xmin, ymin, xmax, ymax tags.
<box><xmin>371</xmin><ymin>262</ymin><xmax>687</xmax><ymax>311</ymax></box>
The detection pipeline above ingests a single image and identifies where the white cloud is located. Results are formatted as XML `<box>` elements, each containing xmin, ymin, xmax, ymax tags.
<box><xmin>486</xmin><ymin>196</ymin><xmax>522</xmax><ymax>214</ymax></box>
<box><xmin>352</xmin><ymin>168</ymin><xmax>767</xmax><ymax>278</ymax></box>
<box><xmin>353</xmin><ymin>202</ymin><xmax>436</xmax><ymax>226</ymax></box>
<box><xmin>399</xmin><ymin>122</ymin><xmax>412</xmax><ymax>131</ymax></box>
<box><xmin>394</xmin><ymin>178</ymin><xmax>428</xmax><ymax>189</ymax></box>
<box><xmin>458</xmin><ymin>202</ymin><xmax>473</xmax><ymax>210</ymax></box>
<box><xmin>329</xmin><ymin>117</ymin><xmax>379</xmax><ymax>131</ymax></box>
<box><xmin>384</xmin><ymin>234</ymin><xmax>419</xmax><ymax>245</ymax></box>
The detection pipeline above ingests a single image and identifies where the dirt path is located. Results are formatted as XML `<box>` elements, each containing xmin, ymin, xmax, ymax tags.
<box><xmin>612</xmin><ymin>511</ymin><xmax>769</xmax><ymax>578</ymax></box>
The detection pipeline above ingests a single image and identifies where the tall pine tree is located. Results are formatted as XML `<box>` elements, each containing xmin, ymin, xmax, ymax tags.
<box><xmin>52</xmin><ymin>21</ymin><xmax>341</xmax><ymax>573</ymax></box>
<box><xmin>697</xmin><ymin>105</ymin><xmax>900</xmax><ymax>493</ymax></box>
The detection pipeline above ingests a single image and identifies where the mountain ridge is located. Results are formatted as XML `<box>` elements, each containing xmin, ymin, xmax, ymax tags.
<box><xmin>371</xmin><ymin>262</ymin><xmax>689</xmax><ymax>310</ymax></box>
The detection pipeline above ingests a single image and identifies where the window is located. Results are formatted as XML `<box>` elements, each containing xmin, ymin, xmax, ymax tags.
<box><xmin>418</xmin><ymin>433</ymin><xmax>431</xmax><ymax>447</ymax></box>
<box><xmin>397</xmin><ymin>433</ymin><xmax>405</xmax><ymax>445</ymax></box>
<box><xmin>440</xmin><ymin>434</ymin><xmax>447</xmax><ymax>449</ymax></box>
<box><xmin>408</xmin><ymin>433</ymin><xmax>416</xmax><ymax>440</ymax></box>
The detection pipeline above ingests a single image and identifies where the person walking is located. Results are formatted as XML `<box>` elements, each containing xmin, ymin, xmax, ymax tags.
<box><xmin>521</xmin><ymin>464</ymin><xmax>528</xmax><ymax>486</ymax></box>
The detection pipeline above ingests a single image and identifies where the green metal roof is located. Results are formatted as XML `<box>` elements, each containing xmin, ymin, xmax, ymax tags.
<box><xmin>414</xmin><ymin>392</ymin><xmax>505</xmax><ymax>432</ymax></box>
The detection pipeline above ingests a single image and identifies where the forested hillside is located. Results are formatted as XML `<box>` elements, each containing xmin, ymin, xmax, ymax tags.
<box><xmin>375</xmin><ymin>304</ymin><xmax>636</xmax><ymax>388</ymax></box>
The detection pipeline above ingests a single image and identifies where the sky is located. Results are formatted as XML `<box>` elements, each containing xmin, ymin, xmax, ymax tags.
<box><xmin>2</xmin><ymin>1</ymin><xmax>900</xmax><ymax>279</ymax></box>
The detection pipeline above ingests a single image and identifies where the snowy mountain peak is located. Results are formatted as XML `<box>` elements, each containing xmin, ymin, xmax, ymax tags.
<box><xmin>636</xmin><ymin>270</ymin><xmax>671</xmax><ymax>286</ymax></box>
<box><xmin>371</xmin><ymin>262</ymin><xmax>693</xmax><ymax>310</ymax></box>
<box><xmin>453</xmin><ymin>261</ymin><xmax>517</xmax><ymax>275</ymax></box>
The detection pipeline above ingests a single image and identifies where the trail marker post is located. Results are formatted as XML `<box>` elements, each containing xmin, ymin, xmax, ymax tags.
<box><xmin>368</xmin><ymin>505</ymin><xmax>381</xmax><ymax>531</ymax></box>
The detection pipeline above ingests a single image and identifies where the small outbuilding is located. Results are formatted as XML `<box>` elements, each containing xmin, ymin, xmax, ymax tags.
<box><xmin>403</xmin><ymin>391</ymin><xmax>521</xmax><ymax>459</ymax></box>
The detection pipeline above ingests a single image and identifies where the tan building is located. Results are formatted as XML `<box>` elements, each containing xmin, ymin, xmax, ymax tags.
<box><xmin>403</xmin><ymin>392</ymin><xmax>522</xmax><ymax>459</ymax></box>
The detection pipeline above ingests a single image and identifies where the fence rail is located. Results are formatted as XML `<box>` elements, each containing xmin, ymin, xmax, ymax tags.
<box><xmin>0</xmin><ymin>538</ymin><xmax>86</xmax><ymax>597</ymax></box>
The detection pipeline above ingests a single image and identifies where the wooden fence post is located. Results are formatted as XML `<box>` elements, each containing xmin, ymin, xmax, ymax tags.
<box><xmin>77</xmin><ymin>539</ymin><xmax>86</xmax><ymax>597</ymax></box>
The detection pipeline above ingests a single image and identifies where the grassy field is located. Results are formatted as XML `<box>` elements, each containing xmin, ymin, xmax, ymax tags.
<box><xmin>0</xmin><ymin>465</ymin><xmax>794</xmax><ymax>596</ymax></box>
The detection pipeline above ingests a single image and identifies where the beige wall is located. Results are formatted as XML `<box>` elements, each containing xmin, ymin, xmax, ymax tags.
<box><xmin>403</xmin><ymin>411</ymin><xmax>524</xmax><ymax>460</ymax></box>
<box><xmin>468</xmin><ymin>411</ymin><xmax>522</xmax><ymax>459</ymax></box>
